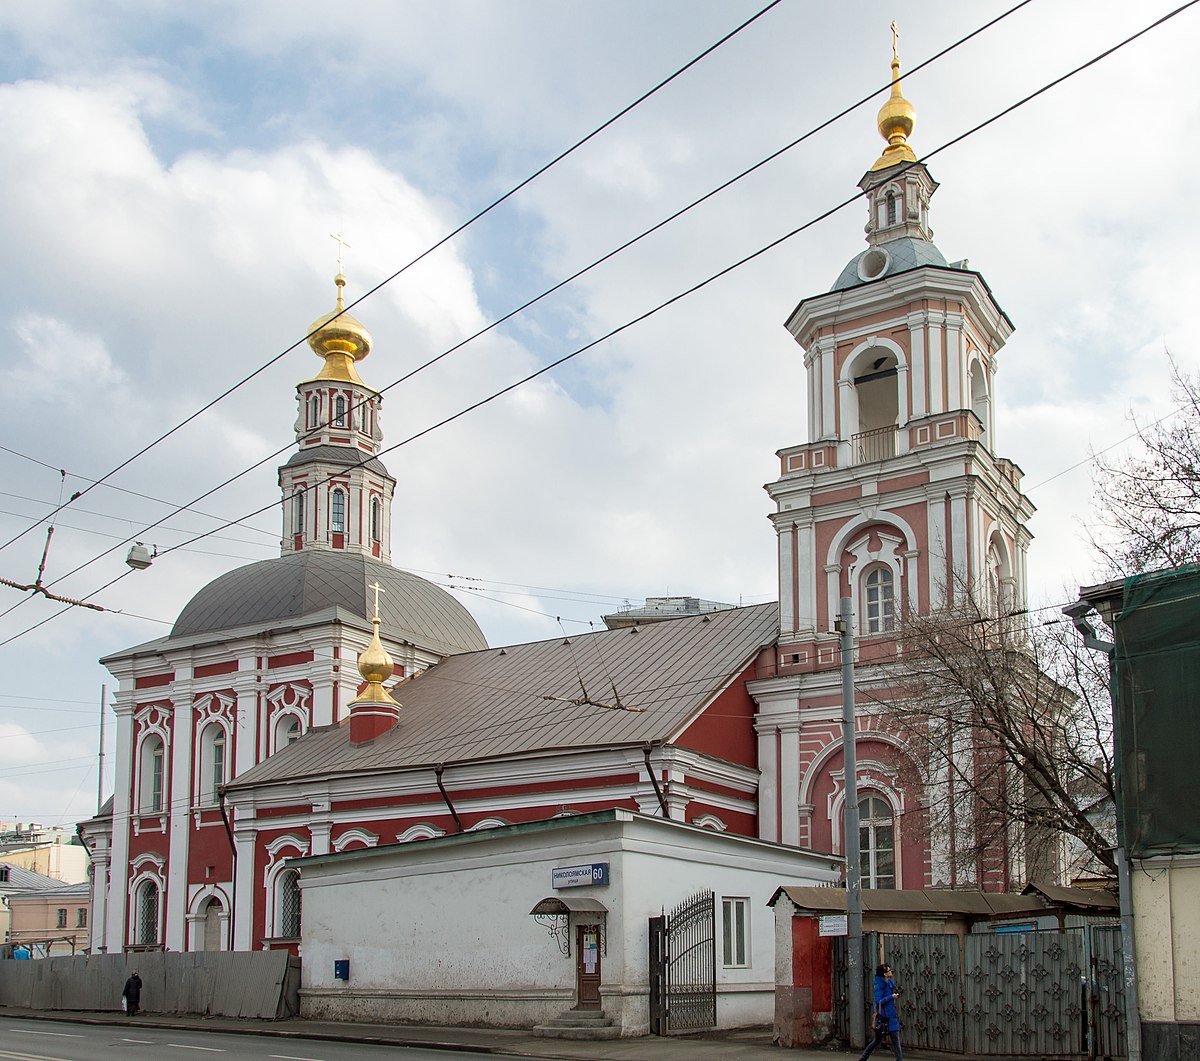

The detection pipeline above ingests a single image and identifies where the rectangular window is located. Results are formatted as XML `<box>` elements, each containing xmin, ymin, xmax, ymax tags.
<box><xmin>151</xmin><ymin>746</ymin><xmax>164</xmax><ymax>813</ymax></box>
<box><xmin>77</xmin><ymin>907</ymin><xmax>88</xmax><ymax>928</ymax></box>
<box><xmin>721</xmin><ymin>897</ymin><xmax>750</xmax><ymax>968</ymax></box>
<box><xmin>56</xmin><ymin>908</ymin><xmax>67</xmax><ymax>928</ymax></box>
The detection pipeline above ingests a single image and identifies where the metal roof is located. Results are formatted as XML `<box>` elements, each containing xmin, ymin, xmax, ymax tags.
<box><xmin>768</xmin><ymin>885</ymin><xmax>1092</xmax><ymax>919</ymax></box>
<box><xmin>0</xmin><ymin>862</ymin><xmax>72</xmax><ymax>891</ymax></box>
<box><xmin>228</xmin><ymin>601</ymin><xmax>780</xmax><ymax>788</ymax></box>
<box><xmin>530</xmin><ymin>896</ymin><xmax>608</xmax><ymax>915</ymax></box>
<box><xmin>831</xmin><ymin>236</ymin><xmax>950</xmax><ymax>291</ymax></box>
<box><xmin>169</xmin><ymin>551</ymin><xmax>487</xmax><ymax>653</ymax></box>
<box><xmin>281</xmin><ymin>444</ymin><xmax>392</xmax><ymax>481</ymax></box>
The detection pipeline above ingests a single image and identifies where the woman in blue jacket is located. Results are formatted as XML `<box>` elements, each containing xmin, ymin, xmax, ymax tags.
<box><xmin>857</xmin><ymin>962</ymin><xmax>902</xmax><ymax>1061</ymax></box>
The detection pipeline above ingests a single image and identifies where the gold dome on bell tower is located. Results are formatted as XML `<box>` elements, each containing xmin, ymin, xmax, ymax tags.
<box><xmin>870</xmin><ymin>21</ymin><xmax>918</xmax><ymax>172</ymax></box>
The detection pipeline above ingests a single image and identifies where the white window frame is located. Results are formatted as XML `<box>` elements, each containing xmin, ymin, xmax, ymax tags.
<box><xmin>859</xmin><ymin>794</ymin><xmax>897</xmax><ymax>890</ymax></box>
<box><xmin>137</xmin><ymin>733</ymin><xmax>166</xmax><ymax>815</ymax></box>
<box><xmin>863</xmin><ymin>564</ymin><xmax>895</xmax><ymax>635</ymax></box>
<box><xmin>721</xmin><ymin>896</ymin><xmax>751</xmax><ymax>968</ymax></box>
<box><xmin>330</xmin><ymin>488</ymin><xmax>346</xmax><ymax>534</ymax></box>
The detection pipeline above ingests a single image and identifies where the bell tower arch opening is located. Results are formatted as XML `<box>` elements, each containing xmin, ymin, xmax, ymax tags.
<box><xmin>839</xmin><ymin>338</ymin><xmax>906</xmax><ymax>464</ymax></box>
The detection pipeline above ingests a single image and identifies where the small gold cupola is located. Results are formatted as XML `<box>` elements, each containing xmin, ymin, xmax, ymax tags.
<box><xmin>305</xmin><ymin>272</ymin><xmax>374</xmax><ymax>388</ymax></box>
<box><xmin>870</xmin><ymin>21</ymin><xmax>918</xmax><ymax>172</ymax></box>
<box><xmin>348</xmin><ymin>581</ymin><xmax>403</xmax><ymax>744</ymax></box>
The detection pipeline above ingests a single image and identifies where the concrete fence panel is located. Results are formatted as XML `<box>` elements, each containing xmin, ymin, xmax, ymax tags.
<box><xmin>0</xmin><ymin>952</ymin><xmax>299</xmax><ymax>1019</ymax></box>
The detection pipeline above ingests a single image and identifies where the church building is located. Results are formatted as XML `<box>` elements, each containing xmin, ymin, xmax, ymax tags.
<box><xmin>80</xmin><ymin>45</ymin><xmax>1040</xmax><ymax>962</ymax></box>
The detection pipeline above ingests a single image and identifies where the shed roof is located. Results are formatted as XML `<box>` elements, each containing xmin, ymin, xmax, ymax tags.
<box><xmin>229</xmin><ymin>602</ymin><xmax>779</xmax><ymax>788</ymax></box>
<box><xmin>767</xmin><ymin>886</ymin><xmax>1049</xmax><ymax>919</ymax></box>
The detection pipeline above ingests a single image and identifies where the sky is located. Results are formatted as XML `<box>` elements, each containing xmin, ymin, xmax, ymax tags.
<box><xmin>0</xmin><ymin>0</ymin><xmax>1196</xmax><ymax>831</ymax></box>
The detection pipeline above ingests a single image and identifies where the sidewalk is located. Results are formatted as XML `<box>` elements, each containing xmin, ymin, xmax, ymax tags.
<box><xmin>0</xmin><ymin>1007</ymin><xmax>952</xmax><ymax>1060</ymax></box>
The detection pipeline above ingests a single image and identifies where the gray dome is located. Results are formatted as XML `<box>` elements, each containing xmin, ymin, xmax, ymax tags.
<box><xmin>831</xmin><ymin>236</ymin><xmax>949</xmax><ymax>292</ymax></box>
<box><xmin>172</xmin><ymin>551</ymin><xmax>487</xmax><ymax>654</ymax></box>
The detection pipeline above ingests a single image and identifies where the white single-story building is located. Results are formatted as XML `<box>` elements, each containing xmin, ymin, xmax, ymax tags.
<box><xmin>296</xmin><ymin>808</ymin><xmax>840</xmax><ymax>1035</ymax></box>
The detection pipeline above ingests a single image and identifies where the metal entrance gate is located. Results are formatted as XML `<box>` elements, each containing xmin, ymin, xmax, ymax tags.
<box><xmin>832</xmin><ymin>928</ymin><xmax>1125</xmax><ymax>1058</ymax></box>
<box><xmin>886</xmin><ymin>933</ymin><xmax>965</xmax><ymax>1052</ymax></box>
<box><xmin>648</xmin><ymin>889</ymin><xmax>716</xmax><ymax>1035</ymax></box>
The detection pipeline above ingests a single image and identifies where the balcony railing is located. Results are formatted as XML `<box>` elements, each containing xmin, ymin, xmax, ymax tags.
<box><xmin>852</xmin><ymin>424</ymin><xmax>897</xmax><ymax>464</ymax></box>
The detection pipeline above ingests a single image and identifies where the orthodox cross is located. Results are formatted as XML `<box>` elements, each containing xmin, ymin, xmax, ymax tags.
<box><xmin>891</xmin><ymin>20</ymin><xmax>900</xmax><ymax>63</ymax></box>
<box><xmin>330</xmin><ymin>230</ymin><xmax>352</xmax><ymax>275</ymax></box>
<box><xmin>369</xmin><ymin>580</ymin><xmax>385</xmax><ymax>621</ymax></box>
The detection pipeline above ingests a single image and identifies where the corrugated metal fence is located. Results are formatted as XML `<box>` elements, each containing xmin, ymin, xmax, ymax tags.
<box><xmin>0</xmin><ymin>951</ymin><xmax>300</xmax><ymax>1019</ymax></box>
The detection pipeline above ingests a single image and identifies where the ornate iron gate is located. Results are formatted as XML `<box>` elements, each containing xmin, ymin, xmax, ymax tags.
<box><xmin>832</xmin><ymin>931</ymin><xmax>879</xmax><ymax>1041</ymax></box>
<box><xmin>832</xmin><ymin>928</ymin><xmax>1126</xmax><ymax>1059</ymax></box>
<box><xmin>647</xmin><ymin>890</ymin><xmax>715</xmax><ymax>1034</ymax></box>
<box><xmin>1086</xmin><ymin>925</ymin><xmax>1127</xmax><ymax>1060</ymax></box>
<box><xmin>885</xmin><ymin>932</ymin><xmax>965</xmax><ymax>1052</ymax></box>
<box><xmin>964</xmin><ymin>932</ymin><xmax>1084</xmax><ymax>1056</ymax></box>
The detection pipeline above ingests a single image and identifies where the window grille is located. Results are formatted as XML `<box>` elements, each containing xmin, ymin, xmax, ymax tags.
<box><xmin>279</xmin><ymin>870</ymin><xmax>301</xmax><ymax>938</ymax></box>
<box><xmin>56</xmin><ymin>908</ymin><xmax>67</xmax><ymax>928</ymax></box>
<box><xmin>331</xmin><ymin>490</ymin><xmax>345</xmax><ymax>534</ymax></box>
<box><xmin>138</xmin><ymin>881</ymin><xmax>159</xmax><ymax>945</ymax></box>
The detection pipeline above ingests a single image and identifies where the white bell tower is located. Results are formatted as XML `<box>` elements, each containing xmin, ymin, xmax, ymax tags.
<box><xmin>278</xmin><ymin>273</ymin><xmax>396</xmax><ymax>562</ymax></box>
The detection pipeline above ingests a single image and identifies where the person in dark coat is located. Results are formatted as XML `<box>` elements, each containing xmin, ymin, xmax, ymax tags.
<box><xmin>122</xmin><ymin>971</ymin><xmax>142</xmax><ymax>1016</ymax></box>
<box><xmin>857</xmin><ymin>962</ymin><xmax>903</xmax><ymax>1061</ymax></box>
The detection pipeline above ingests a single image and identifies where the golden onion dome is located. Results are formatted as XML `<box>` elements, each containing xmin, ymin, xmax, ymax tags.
<box><xmin>358</xmin><ymin>617</ymin><xmax>395</xmax><ymax>685</ymax></box>
<box><xmin>870</xmin><ymin>31</ymin><xmax>918</xmax><ymax>172</ymax></box>
<box><xmin>349</xmin><ymin>615</ymin><xmax>401</xmax><ymax>709</ymax></box>
<box><xmin>305</xmin><ymin>273</ymin><xmax>373</xmax><ymax>387</ymax></box>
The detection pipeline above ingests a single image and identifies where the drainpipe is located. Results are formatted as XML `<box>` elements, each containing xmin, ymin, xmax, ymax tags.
<box><xmin>1063</xmin><ymin>600</ymin><xmax>1140</xmax><ymax>1061</ymax></box>
<box><xmin>643</xmin><ymin>744</ymin><xmax>668</xmax><ymax>817</ymax></box>
<box><xmin>217</xmin><ymin>787</ymin><xmax>236</xmax><ymax>951</ymax></box>
<box><xmin>435</xmin><ymin>764</ymin><xmax>462</xmax><ymax>833</ymax></box>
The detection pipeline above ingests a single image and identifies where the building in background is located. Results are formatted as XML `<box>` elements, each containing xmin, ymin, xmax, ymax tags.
<box><xmin>6</xmin><ymin>880</ymin><xmax>91</xmax><ymax>957</ymax></box>
<box><xmin>0</xmin><ymin>822</ymin><xmax>90</xmax><ymax>884</ymax></box>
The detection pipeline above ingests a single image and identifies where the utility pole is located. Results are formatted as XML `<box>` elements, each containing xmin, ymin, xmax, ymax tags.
<box><xmin>836</xmin><ymin>596</ymin><xmax>864</xmax><ymax>1049</ymax></box>
<box><xmin>97</xmin><ymin>684</ymin><xmax>107</xmax><ymax>813</ymax></box>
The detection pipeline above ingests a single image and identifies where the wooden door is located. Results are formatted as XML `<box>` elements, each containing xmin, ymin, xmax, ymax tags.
<box><xmin>575</xmin><ymin>923</ymin><xmax>602</xmax><ymax>1009</ymax></box>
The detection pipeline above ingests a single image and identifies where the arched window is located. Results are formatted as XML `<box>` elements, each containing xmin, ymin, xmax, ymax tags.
<box><xmin>277</xmin><ymin>869</ymin><xmax>301</xmax><ymax>938</ymax></box>
<box><xmin>333</xmin><ymin>396</ymin><xmax>346</xmax><ymax>427</ymax></box>
<box><xmin>370</xmin><ymin>498</ymin><xmax>381</xmax><ymax>542</ymax></box>
<box><xmin>863</xmin><ymin>566</ymin><xmax>895</xmax><ymax>634</ymax></box>
<box><xmin>198</xmin><ymin>723</ymin><xmax>226</xmax><ymax>804</ymax></box>
<box><xmin>886</xmin><ymin>191</ymin><xmax>898</xmax><ymax>226</ymax></box>
<box><xmin>308</xmin><ymin>394</ymin><xmax>319</xmax><ymax>429</ymax></box>
<box><xmin>201</xmin><ymin>896</ymin><xmax>223</xmax><ymax>952</ymax></box>
<box><xmin>273</xmin><ymin>715</ymin><xmax>302</xmax><ymax>753</ymax></box>
<box><xmin>136</xmin><ymin>879</ymin><xmax>160</xmax><ymax>945</ymax></box>
<box><xmin>139</xmin><ymin>735</ymin><xmax>165</xmax><ymax>814</ymax></box>
<box><xmin>858</xmin><ymin>795</ymin><xmax>896</xmax><ymax>889</ymax></box>
<box><xmin>292</xmin><ymin>490</ymin><xmax>305</xmax><ymax>536</ymax></box>
<box><xmin>331</xmin><ymin>489</ymin><xmax>345</xmax><ymax>534</ymax></box>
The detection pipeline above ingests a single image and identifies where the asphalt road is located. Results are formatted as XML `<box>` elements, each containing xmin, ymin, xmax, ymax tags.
<box><xmin>0</xmin><ymin>1019</ymin><xmax>527</xmax><ymax>1061</ymax></box>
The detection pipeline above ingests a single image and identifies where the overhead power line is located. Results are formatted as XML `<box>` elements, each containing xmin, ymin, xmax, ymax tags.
<box><xmin>4</xmin><ymin>0</ymin><xmax>1039</xmax><ymax>605</ymax></box>
<box><xmin>0</xmin><ymin>1</ymin><xmax>785</xmax><ymax>562</ymax></box>
<box><xmin>2</xmin><ymin>0</ymin><xmax>1194</xmax><ymax>649</ymax></box>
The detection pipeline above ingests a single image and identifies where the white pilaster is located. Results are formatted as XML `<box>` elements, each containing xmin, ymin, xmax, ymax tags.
<box><xmin>233</xmin><ymin>825</ymin><xmax>255</xmax><ymax>950</ymax></box>
<box><xmin>106</xmin><ymin>694</ymin><xmax>135</xmax><ymax>951</ymax></box>
<box><xmin>779</xmin><ymin>721</ymin><xmax>801</xmax><ymax>847</ymax></box>
<box><xmin>908</xmin><ymin>313</ymin><xmax>927</xmax><ymax>419</ymax></box>
<box><xmin>778</xmin><ymin>525</ymin><xmax>795</xmax><ymax>635</ymax></box>
<box><xmin>166</xmin><ymin>685</ymin><xmax>193</xmax><ymax>951</ymax></box>
<box><xmin>757</xmin><ymin>728</ymin><xmax>780</xmax><ymax>843</ymax></box>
